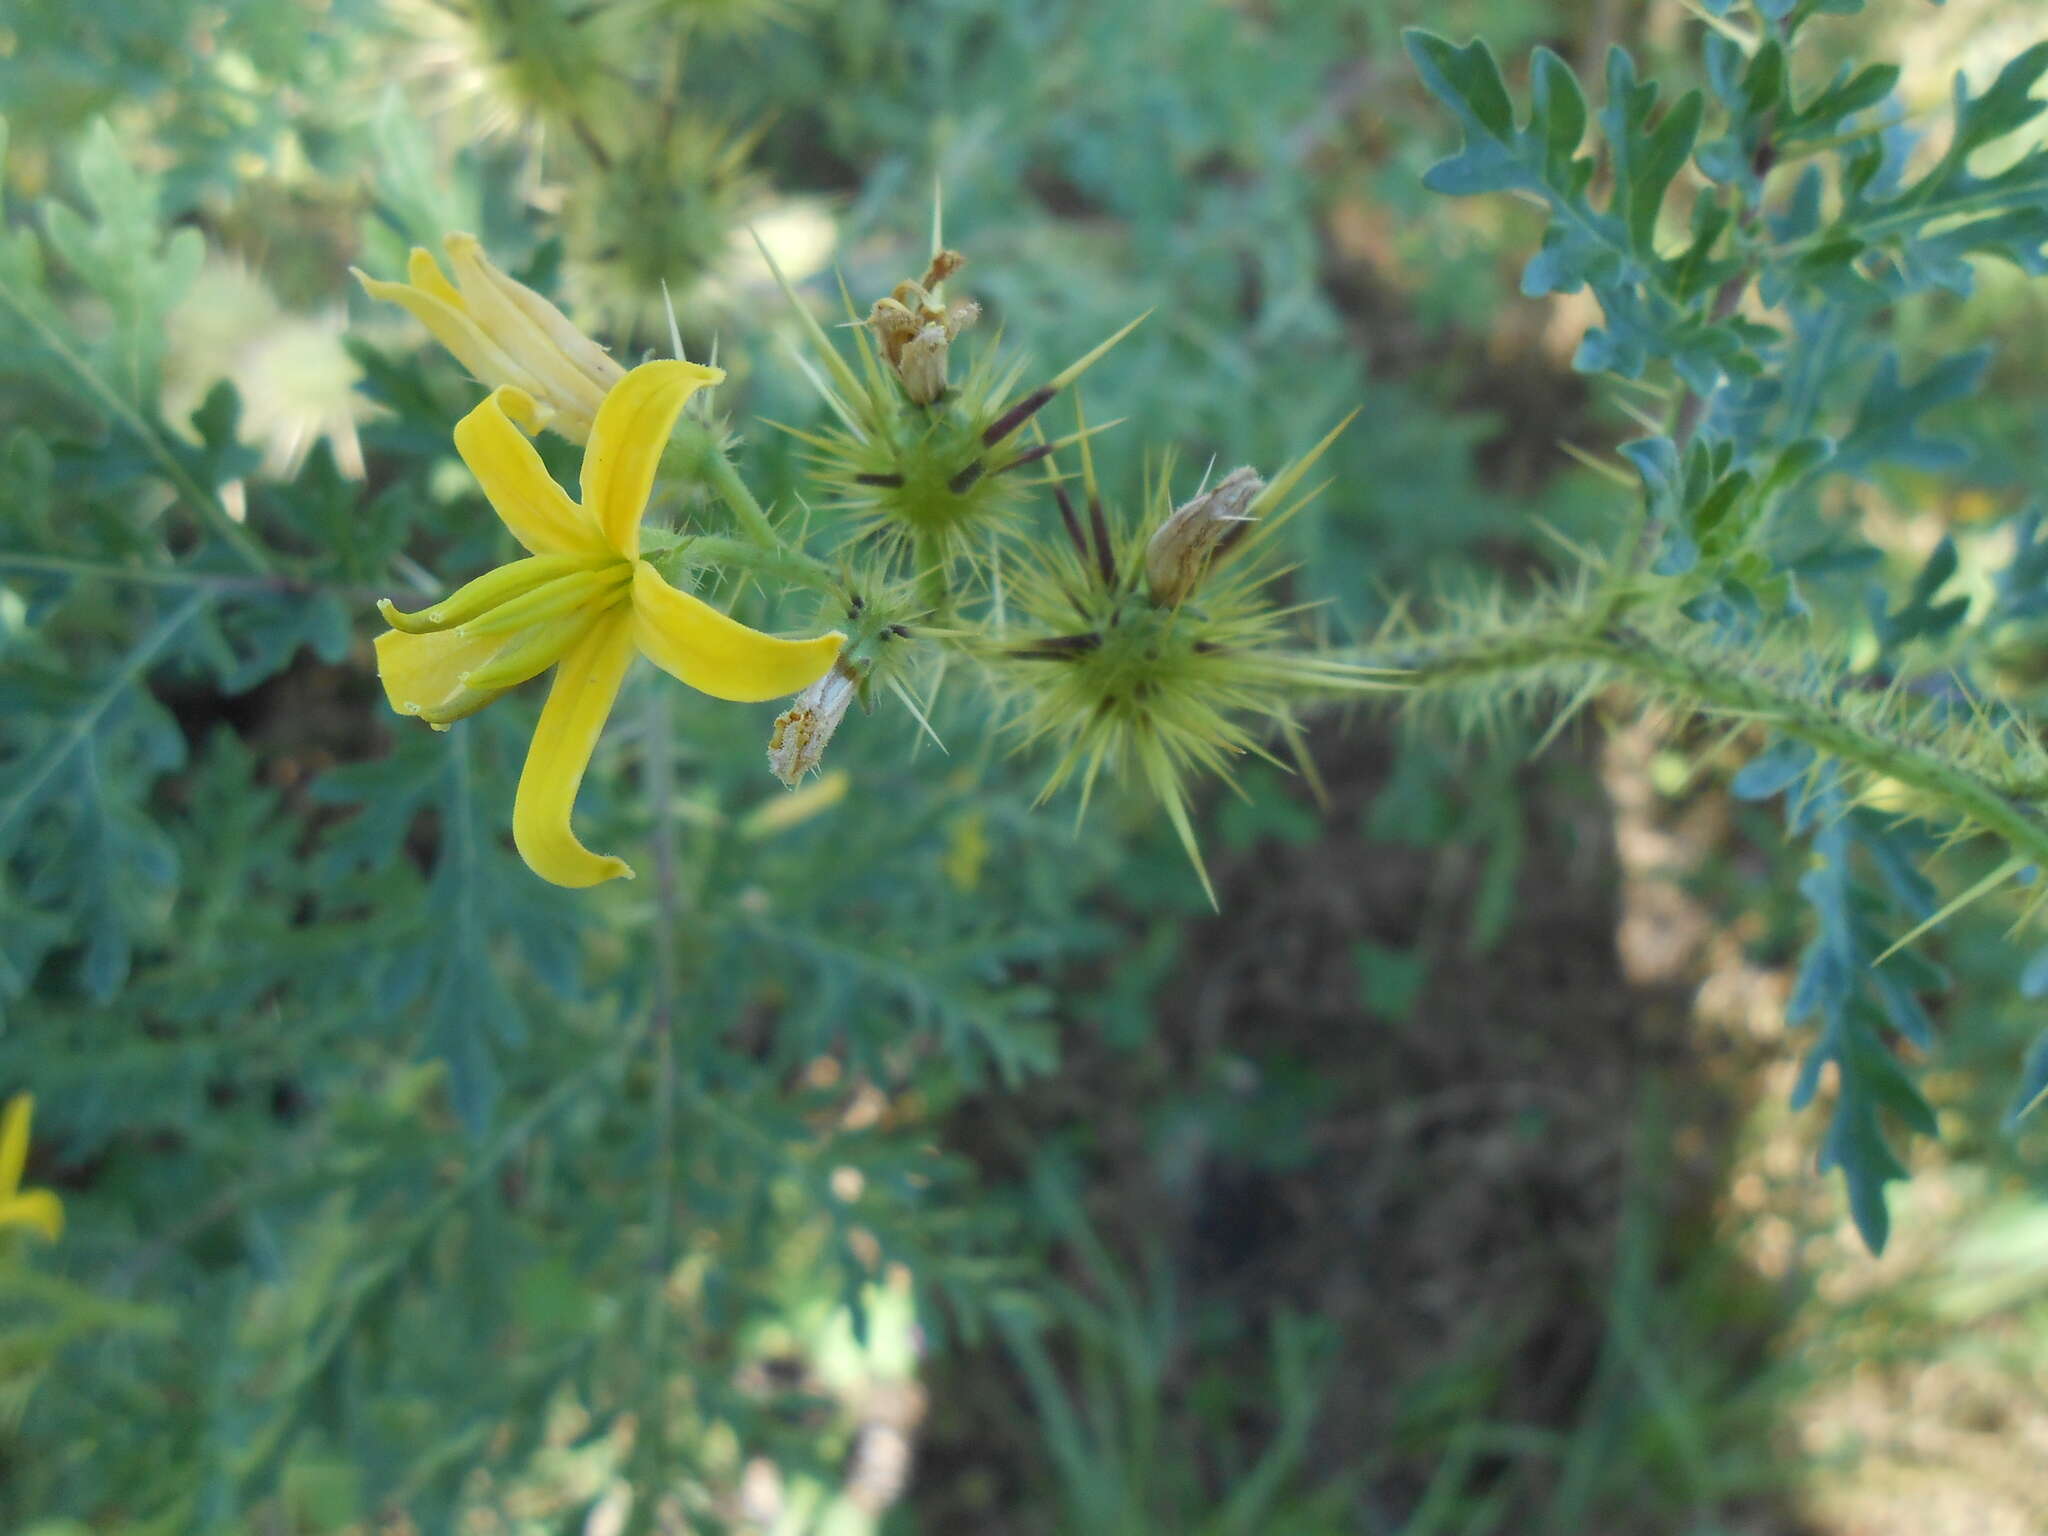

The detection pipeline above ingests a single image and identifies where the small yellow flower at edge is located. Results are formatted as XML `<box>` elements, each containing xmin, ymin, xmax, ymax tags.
<box><xmin>375</xmin><ymin>360</ymin><xmax>845</xmax><ymax>888</ymax></box>
<box><xmin>352</xmin><ymin>233</ymin><xmax>624</xmax><ymax>442</ymax></box>
<box><xmin>0</xmin><ymin>1094</ymin><xmax>63</xmax><ymax>1244</ymax></box>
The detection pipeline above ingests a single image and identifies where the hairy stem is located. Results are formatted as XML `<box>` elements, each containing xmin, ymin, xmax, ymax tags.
<box><xmin>1373</xmin><ymin>614</ymin><xmax>2048</xmax><ymax>873</ymax></box>
<box><xmin>695</xmin><ymin>439</ymin><xmax>785</xmax><ymax>551</ymax></box>
<box><xmin>661</xmin><ymin>533</ymin><xmax>837</xmax><ymax>594</ymax></box>
<box><xmin>915</xmin><ymin>528</ymin><xmax>950</xmax><ymax>617</ymax></box>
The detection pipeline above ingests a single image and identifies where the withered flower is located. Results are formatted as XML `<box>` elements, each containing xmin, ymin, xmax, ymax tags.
<box><xmin>866</xmin><ymin>249</ymin><xmax>981</xmax><ymax>404</ymax></box>
<box><xmin>1144</xmin><ymin>466</ymin><xmax>1264</xmax><ymax>608</ymax></box>
<box><xmin>767</xmin><ymin>663</ymin><xmax>861</xmax><ymax>787</ymax></box>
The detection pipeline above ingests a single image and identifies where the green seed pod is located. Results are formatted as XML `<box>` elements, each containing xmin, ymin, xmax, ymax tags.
<box><xmin>997</xmin><ymin>426</ymin><xmax>1394</xmax><ymax>905</ymax></box>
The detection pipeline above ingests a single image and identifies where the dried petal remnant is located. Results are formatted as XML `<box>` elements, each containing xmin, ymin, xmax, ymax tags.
<box><xmin>1144</xmin><ymin>467</ymin><xmax>1263</xmax><ymax>608</ymax></box>
<box><xmin>865</xmin><ymin>249</ymin><xmax>981</xmax><ymax>405</ymax></box>
<box><xmin>768</xmin><ymin>665</ymin><xmax>860</xmax><ymax>787</ymax></box>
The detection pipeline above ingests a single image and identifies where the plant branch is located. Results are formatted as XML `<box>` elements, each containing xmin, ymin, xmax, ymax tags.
<box><xmin>0</xmin><ymin>552</ymin><xmax>394</xmax><ymax>607</ymax></box>
<box><xmin>695</xmin><ymin>440</ymin><xmax>785</xmax><ymax>551</ymax></box>
<box><xmin>660</xmin><ymin>533</ymin><xmax>838</xmax><ymax>594</ymax></box>
<box><xmin>626</xmin><ymin>679</ymin><xmax>684</xmax><ymax>1535</ymax></box>
<box><xmin>1369</xmin><ymin>611</ymin><xmax>2048</xmax><ymax>874</ymax></box>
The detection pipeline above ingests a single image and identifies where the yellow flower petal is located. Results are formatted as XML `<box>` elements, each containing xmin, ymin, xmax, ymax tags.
<box><xmin>0</xmin><ymin>1094</ymin><xmax>30</xmax><ymax>1200</ymax></box>
<box><xmin>352</xmin><ymin>266</ymin><xmax>540</xmax><ymax>400</ymax></box>
<box><xmin>375</xmin><ymin>626</ymin><xmax>515</xmax><ymax>726</ymax></box>
<box><xmin>0</xmin><ymin>1189</ymin><xmax>62</xmax><ymax>1243</ymax></box>
<box><xmin>447</xmin><ymin>233</ymin><xmax>624</xmax><ymax>400</ymax></box>
<box><xmin>406</xmin><ymin>246</ymin><xmax>466</xmax><ymax>311</ymax></box>
<box><xmin>514</xmin><ymin>609</ymin><xmax>638</xmax><ymax>887</ymax></box>
<box><xmin>453</xmin><ymin>388</ymin><xmax>610</xmax><ymax>557</ymax></box>
<box><xmin>0</xmin><ymin>1097</ymin><xmax>61</xmax><ymax>1243</ymax></box>
<box><xmin>580</xmin><ymin>360</ymin><xmax>724</xmax><ymax>558</ymax></box>
<box><xmin>630</xmin><ymin>562</ymin><xmax>844</xmax><ymax>703</ymax></box>
<box><xmin>445</xmin><ymin>234</ymin><xmax>613</xmax><ymax>428</ymax></box>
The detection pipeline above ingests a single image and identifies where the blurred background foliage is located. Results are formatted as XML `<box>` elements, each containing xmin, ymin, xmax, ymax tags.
<box><xmin>3</xmin><ymin>0</ymin><xmax>2048</xmax><ymax>1530</ymax></box>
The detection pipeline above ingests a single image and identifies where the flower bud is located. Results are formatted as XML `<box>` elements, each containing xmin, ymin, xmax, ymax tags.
<box><xmin>352</xmin><ymin>233</ymin><xmax>624</xmax><ymax>441</ymax></box>
<box><xmin>1144</xmin><ymin>467</ymin><xmax>1263</xmax><ymax>608</ymax></box>
<box><xmin>767</xmin><ymin>664</ymin><xmax>860</xmax><ymax>787</ymax></box>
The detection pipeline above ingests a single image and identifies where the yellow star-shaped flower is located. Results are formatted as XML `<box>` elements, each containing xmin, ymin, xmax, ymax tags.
<box><xmin>376</xmin><ymin>360</ymin><xmax>844</xmax><ymax>887</ymax></box>
<box><xmin>0</xmin><ymin>1095</ymin><xmax>63</xmax><ymax>1244</ymax></box>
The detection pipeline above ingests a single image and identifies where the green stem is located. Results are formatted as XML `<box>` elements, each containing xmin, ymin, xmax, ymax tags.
<box><xmin>0</xmin><ymin>552</ymin><xmax>392</xmax><ymax>607</ymax></box>
<box><xmin>1373</xmin><ymin>615</ymin><xmax>2048</xmax><ymax>873</ymax></box>
<box><xmin>627</xmin><ymin>681</ymin><xmax>683</xmax><ymax>1535</ymax></box>
<box><xmin>915</xmin><ymin>528</ymin><xmax>951</xmax><ymax>618</ymax></box>
<box><xmin>696</xmin><ymin>440</ymin><xmax>783</xmax><ymax>551</ymax></box>
<box><xmin>666</xmin><ymin>534</ymin><xmax>838</xmax><ymax>595</ymax></box>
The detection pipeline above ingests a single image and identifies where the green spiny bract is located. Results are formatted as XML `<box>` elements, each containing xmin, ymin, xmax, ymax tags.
<box><xmin>569</xmin><ymin>114</ymin><xmax>765</xmax><ymax>338</ymax></box>
<box><xmin>760</xmin><ymin>239</ymin><xmax>1144</xmax><ymax>607</ymax></box>
<box><xmin>995</xmin><ymin>424</ymin><xmax>1394</xmax><ymax>904</ymax></box>
<box><xmin>433</xmin><ymin>0</ymin><xmax>625</xmax><ymax>136</ymax></box>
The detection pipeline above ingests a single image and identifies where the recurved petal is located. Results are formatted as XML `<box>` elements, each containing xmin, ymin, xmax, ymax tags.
<box><xmin>454</xmin><ymin>388</ymin><xmax>610</xmax><ymax>557</ymax></box>
<box><xmin>352</xmin><ymin>265</ymin><xmax>539</xmax><ymax>400</ymax></box>
<box><xmin>375</xmin><ymin>625</ymin><xmax>515</xmax><ymax>726</ymax></box>
<box><xmin>581</xmin><ymin>359</ymin><xmax>724</xmax><ymax>558</ymax></box>
<box><xmin>514</xmin><ymin>610</ymin><xmax>638</xmax><ymax>887</ymax></box>
<box><xmin>630</xmin><ymin>561</ymin><xmax>843</xmax><ymax>703</ymax></box>
<box><xmin>0</xmin><ymin>1094</ymin><xmax>29</xmax><ymax>1199</ymax></box>
<box><xmin>0</xmin><ymin>1189</ymin><xmax>62</xmax><ymax>1243</ymax></box>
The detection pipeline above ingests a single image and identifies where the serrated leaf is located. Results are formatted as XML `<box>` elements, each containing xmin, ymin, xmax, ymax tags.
<box><xmin>1989</xmin><ymin>508</ymin><xmax>2048</xmax><ymax>630</ymax></box>
<box><xmin>1818</xmin><ymin>1070</ymin><xmax>1907</xmax><ymax>1253</ymax></box>
<box><xmin>1835</xmin><ymin>350</ymin><xmax>1988</xmax><ymax>478</ymax></box>
<box><xmin>1600</xmin><ymin>49</ymin><xmax>1705</xmax><ymax>260</ymax></box>
<box><xmin>197</xmin><ymin>589</ymin><xmax>354</xmax><ymax>695</ymax></box>
<box><xmin>1411</xmin><ymin>33</ymin><xmax>1768</xmax><ymax>398</ymax></box>
<box><xmin>1784</xmin><ymin>63</ymin><xmax>1900</xmax><ymax>143</ymax></box>
<box><xmin>1785</xmin><ymin>43</ymin><xmax>2048</xmax><ymax>307</ymax></box>
<box><xmin>309</xmin><ymin>717</ymin><xmax>587</xmax><ymax>1133</ymax></box>
<box><xmin>0</xmin><ymin>594</ymin><xmax>202</xmax><ymax>1006</ymax></box>
<box><xmin>1871</xmin><ymin>535</ymin><xmax>1970</xmax><ymax>651</ymax></box>
<box><xmin>37</xmin><ymin>121</ymin><xmax>204</xmax><ymax>411</ymax></box>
